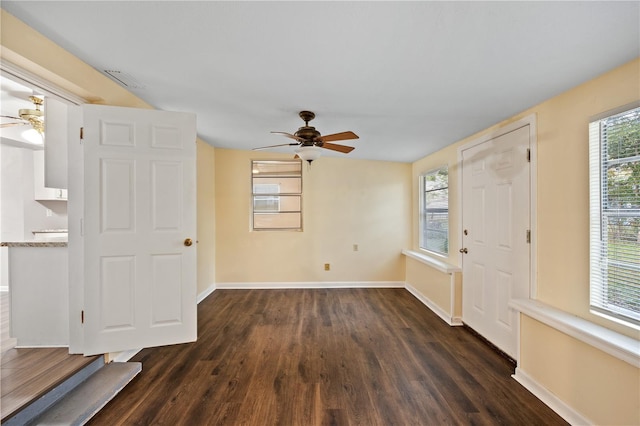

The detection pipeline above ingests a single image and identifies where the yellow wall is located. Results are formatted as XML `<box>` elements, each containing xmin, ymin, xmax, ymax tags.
<box><xmin>215</xmin><ymin>148</ymin><xmax>411</xmax><ymax>284</ymax></box>
<box><xmin>410</xmin><ymin>58</ymin><xmax>640</xmax><ymax>424</ymax></box>
<box><xmin>1</xmin><ymin>10</ymin><xmax>217</xmax><ymax>296</ymax></box>
<box><xmin>521</xmin><ymin>58</ymin><xmax>639</xmax><ymax>426</ymax></box>
<box><xmin>196</xmin><ymin>142</ymin><xmax>216</xmax><ymax>294</ymax></box>
<box><xmin>533</xmin><ymin>60</ymin><xmax>639</xmax><ymax>322</ymax></box>
<box><xmin>521</xmin><ymin>316</ymin><xmax>639</xmax><ymax>426</ymax></box>
<box><xmin>405</xmin><ymin>258</ymin><xmax>455</xmax><ymax>318</ymax></box>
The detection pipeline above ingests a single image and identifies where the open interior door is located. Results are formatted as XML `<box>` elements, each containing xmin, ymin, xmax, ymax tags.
<box><xmin>78</xmin><ymin>105</ymin><xmax>197</xmax><ymax>356</ymax></box>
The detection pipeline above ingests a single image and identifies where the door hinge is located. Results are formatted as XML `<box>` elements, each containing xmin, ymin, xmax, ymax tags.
<box><xmin>81</xmin><ymin>310</ymin><xmax>85</xmax><ymax>324</ymax></box>
<box><xmin>526</xmin><ymin>230</ymin><xmax>531</xmax><ymax>244</ymax></box>
<box><xmin>526</xmin><ymin>149</ymin><xmax>531</xmax><ymax>162</ymax></box>
<box><xmin>80</xmin><ymin>127</ymin><xmax>84</xmax><ymax>140</ymax></box>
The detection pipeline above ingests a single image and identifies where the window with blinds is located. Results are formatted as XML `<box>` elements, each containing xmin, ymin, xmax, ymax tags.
<box><xmin>589</xmin><ymin>106</ymin><xmax>640</xmax><ymax>326</ymax></box>
<box><xmin>420</xmin><ymin>166</ymin><xmax>449</xmax><ymax>255</ymax></box>
<box><xmin>251</xmin><ymin>160</ymin><xmax>302</xmax><ymax>230</ymax></box>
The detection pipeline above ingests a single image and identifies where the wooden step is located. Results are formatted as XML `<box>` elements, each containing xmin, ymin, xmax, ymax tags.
<box><xmin>30</xmin><ymin>362</ymin><xmax>141</xmax><ymax>426</ymax></box>
<box><xmin>2</xmin><ymin>354</ymin><xmax>103</xmax><ymax>424</ymax></box>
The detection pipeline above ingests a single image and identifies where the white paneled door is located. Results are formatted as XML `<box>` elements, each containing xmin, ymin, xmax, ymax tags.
<box><xmin>461</xmin><ymin>124</ymin><xmax>531</xmax><ymax>359</ymax></box>
<box><xmin>81</xmin><ymin>105</ymin><xmax>197</xmax><ymax>356</ymax></box>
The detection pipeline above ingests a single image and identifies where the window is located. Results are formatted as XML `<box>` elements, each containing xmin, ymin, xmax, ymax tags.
<box><xmin>589</xmin><ymin>106</ymin><xmax>640</xmax><ymax>326</ymax></box>
<box><xmin>251</xmin><ymin>160</ymin><xmax>302</xmax><ymax>230</ymax></box>
<box><xmin>420</xmin><ymin>166</ymin><xmax>449</xmax><ymax>255</ymax></box>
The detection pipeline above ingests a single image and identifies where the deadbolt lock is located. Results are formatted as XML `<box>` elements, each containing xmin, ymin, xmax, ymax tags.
<box><xmin>459</xmin><ymin>248</ymin><xmax>468</xmax><ymax>254</ymax></box>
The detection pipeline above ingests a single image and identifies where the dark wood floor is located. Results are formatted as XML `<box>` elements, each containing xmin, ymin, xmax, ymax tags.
<box><xmin>89</xmin><ymin>288</ymin><xmax>567</xmax><ymax>425</ymax></box>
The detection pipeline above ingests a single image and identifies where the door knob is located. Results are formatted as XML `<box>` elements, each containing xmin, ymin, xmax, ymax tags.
<box><xmin>459</xmin><ymin>248</ymin><xmax>468</xmax><ymax>254</ymax></box>
<box><xmin>184</xmin><ymin>238</ymin><xmax>193</xmax><ymax>247</ymax></box>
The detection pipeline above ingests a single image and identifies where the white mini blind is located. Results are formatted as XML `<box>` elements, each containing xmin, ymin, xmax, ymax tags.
<box><xmin>589</xmin><ymin>106</ymin><xmax>640</xmax><ymax>326</ymax></box>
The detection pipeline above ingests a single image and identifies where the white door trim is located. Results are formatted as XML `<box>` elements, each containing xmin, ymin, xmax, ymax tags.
<box><xmin>0</xmin><ymin>59</ymin><xmax>87</xmax><ymax>106</ymax></box>
<box><xmin>457</xmin><ymin>114</ymin><xmax>537</xmax><ymax>363</ymax></box>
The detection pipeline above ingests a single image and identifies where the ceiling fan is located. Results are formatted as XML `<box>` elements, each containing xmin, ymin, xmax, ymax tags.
<box><xmin>253</xmin><ymin>110</ymin><xmax>359</xmax><ymax>163</ymax></box>
<box><xmin>1</xmin><ymin>95</ymin><xmax>45</xmax><ymax>134</ymax></box>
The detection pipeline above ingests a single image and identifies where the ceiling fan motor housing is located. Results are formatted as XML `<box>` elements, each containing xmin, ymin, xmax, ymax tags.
<box><xmin>18</xmin><ymin>96</ymin><xmax>44</xmax><ymax>120</ymax></box>
<box><xmin>294</xmin><ymin>126</ymin><xmax>321</xmax><ymax>143</ymax></box>
<box><xmin>295</xmin><ymin>111</ymin><xmax>322</xmax><ymax>144</ymax></box>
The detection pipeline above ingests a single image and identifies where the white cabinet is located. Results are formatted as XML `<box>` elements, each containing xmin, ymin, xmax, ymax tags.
<box><xmin>44</xmin><ymin>97</ymin><xmax>68</xmax><ymax>189</ymax></box>
<box><xmin>33</xmin><ymin>150</ymin><xmax>67</xmax><ymax>200</ymax></box>
<box><xmin>9</xmin><ymin>245</ymin><xmax>69</xmax><ymax>346</ymax></box>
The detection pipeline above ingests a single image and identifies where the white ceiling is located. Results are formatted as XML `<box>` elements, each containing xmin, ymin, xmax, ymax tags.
<box><xmin>2</xmin><ymin>1</ymin><xmax>638</xmax><ymax>162</ymax></box>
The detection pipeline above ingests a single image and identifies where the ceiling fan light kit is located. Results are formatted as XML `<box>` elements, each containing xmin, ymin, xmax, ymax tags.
<box><xmin>295</xmin><ymin>146</ymin><xmax>322</xmax><ymax>163</ymax></box>
<box><xmin>253</xmin><ymin>110</ymin><xmax>359</xmax><ymax>164</ymax></box>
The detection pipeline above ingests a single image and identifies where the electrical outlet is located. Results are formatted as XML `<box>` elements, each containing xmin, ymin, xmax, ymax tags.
<box><xmin>353</xmin><ymin>244</ymin><xmax>358</xmax><ymax>252</ymax></box>
<box><xmin>324</xmin><ymin>263</ymin><xmax>330</xmax><ymax>271</ymax></box>
<box><xmin>46</xmin><ymin>208</ymin><xmax>53</xmax><ymax>217</ymax></box>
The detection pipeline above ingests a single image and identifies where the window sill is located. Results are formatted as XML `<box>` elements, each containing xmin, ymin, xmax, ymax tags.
<box><xmin>401</xmin><ymin>249</ymin><xmax>461</xmax><ymax>274</ymax></box>
<box><xmin>510</xmin><ymin>298</ymin><xmax>640</xmax><ymax>367</ymax></box>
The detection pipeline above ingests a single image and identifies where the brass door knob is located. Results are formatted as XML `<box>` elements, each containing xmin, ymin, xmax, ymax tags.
<box><xmin>459</xmin><ymin>248</ymin><xmax>468</xmax><ymax>254</ymax></box>
<box><xmin>184</xmin><ymin>238</ymin><xmax>193</xmax><ymax>247</ymax></box>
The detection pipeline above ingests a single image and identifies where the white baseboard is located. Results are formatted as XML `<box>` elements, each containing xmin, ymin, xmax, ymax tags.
<box><xmin>197</xmin><ymin>283</ymin><xmax>216</xmax><ymax>303</ymax></box>
<box><xmin>450</xmin><ymin>315</ymin><xmax>463</xmax><ymax>326</ymax></box>
<box><xmin>215</xmin><ymin>281</ymin><xmax>405</xmax><ymax>290</ymax></box>
<box><xmin>512</xmin><ymin>367</ymin><xmax>592</xmax><ymax>426</ymax></box>
<box><xmin>405</xmin><ymin>283</ymin><xmax>461</xmax><ymax>326</ymax></box>
<box><xmin>15</xmin><ymin>344</ymin><xmax>68</xmax><ymax>348</ymax></box>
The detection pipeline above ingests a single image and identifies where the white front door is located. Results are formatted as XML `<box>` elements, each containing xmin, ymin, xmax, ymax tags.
<box><xmin>460</xmin><ymin>124</ymin><xmax>531</xmax><ymax>359</ymax></box>
<box><xmin>81</xmin><ymin>105</ymin><xmax>197</xmax><ymax>356</ymax></box>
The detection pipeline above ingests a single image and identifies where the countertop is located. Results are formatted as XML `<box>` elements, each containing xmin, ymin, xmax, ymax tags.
<box><xmin>2</xmin><ymin>229</ymin><xmax>69</xmax><ymax>247</ymax></box>
<box><xmin>1</xmin><ymin>241</ymin><xmax>67</xmax><ymax>247</ymax></box>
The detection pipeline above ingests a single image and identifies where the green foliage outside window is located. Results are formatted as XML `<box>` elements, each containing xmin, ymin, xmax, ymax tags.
<box><xmin>592</xmin><ymin>107</ymin><xmax>640</xmax><ymax>322</ymax></box>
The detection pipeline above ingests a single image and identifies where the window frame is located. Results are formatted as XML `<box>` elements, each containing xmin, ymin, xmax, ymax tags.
<box><xmin>589</xmin><ymin>104</ymin><xmax>640</xmax><ymax>328</ymax></box>
<box><xmin>419</xmin><ymin>166</ymin><xmax>449</xmax><ymax>256</ymax></box>
<box><xmin>251</xmin><ymin>159</ymin><xmax>303</xmax><ymax>231</ymax></box>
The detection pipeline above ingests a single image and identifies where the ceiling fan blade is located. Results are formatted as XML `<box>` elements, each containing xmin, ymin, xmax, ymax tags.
<box><xmin>252</xmin><ymin>142</ymin><xmax>299</xmax><ymax>151</ymax></box>
<box><xmin>271</xmin><ymin>131</ymin><xmax>302</xmax><ymax>141</ymax></box>
<box><xmin>320</xmin><ymin>142</ymin><xmax>355</xmax><ymax>153</ymax></box>
<box><xmin>318</xmin><ymin>131</ymin><xmax>359</xmax><ymax>142</ymax></box>
<box><xmin>1</xmin><ymin>115</ymin><xmax>23</xmax><ymax>120</ymax></box>
<box><xmin>0</xmin><ymin>122</ymin><xmax>28</xmax><ymax>128</ymax></box>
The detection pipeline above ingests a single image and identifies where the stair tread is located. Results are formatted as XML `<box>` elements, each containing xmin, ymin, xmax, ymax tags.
<box><xmin>33</xmin><ymin>362</ymin><xmax>141</xmax><ymax>425</ymax></box>
<box><xmin>1</xmin><ymin>352</ymin><xmax>101</xmax><ymax>423</ymax></box>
